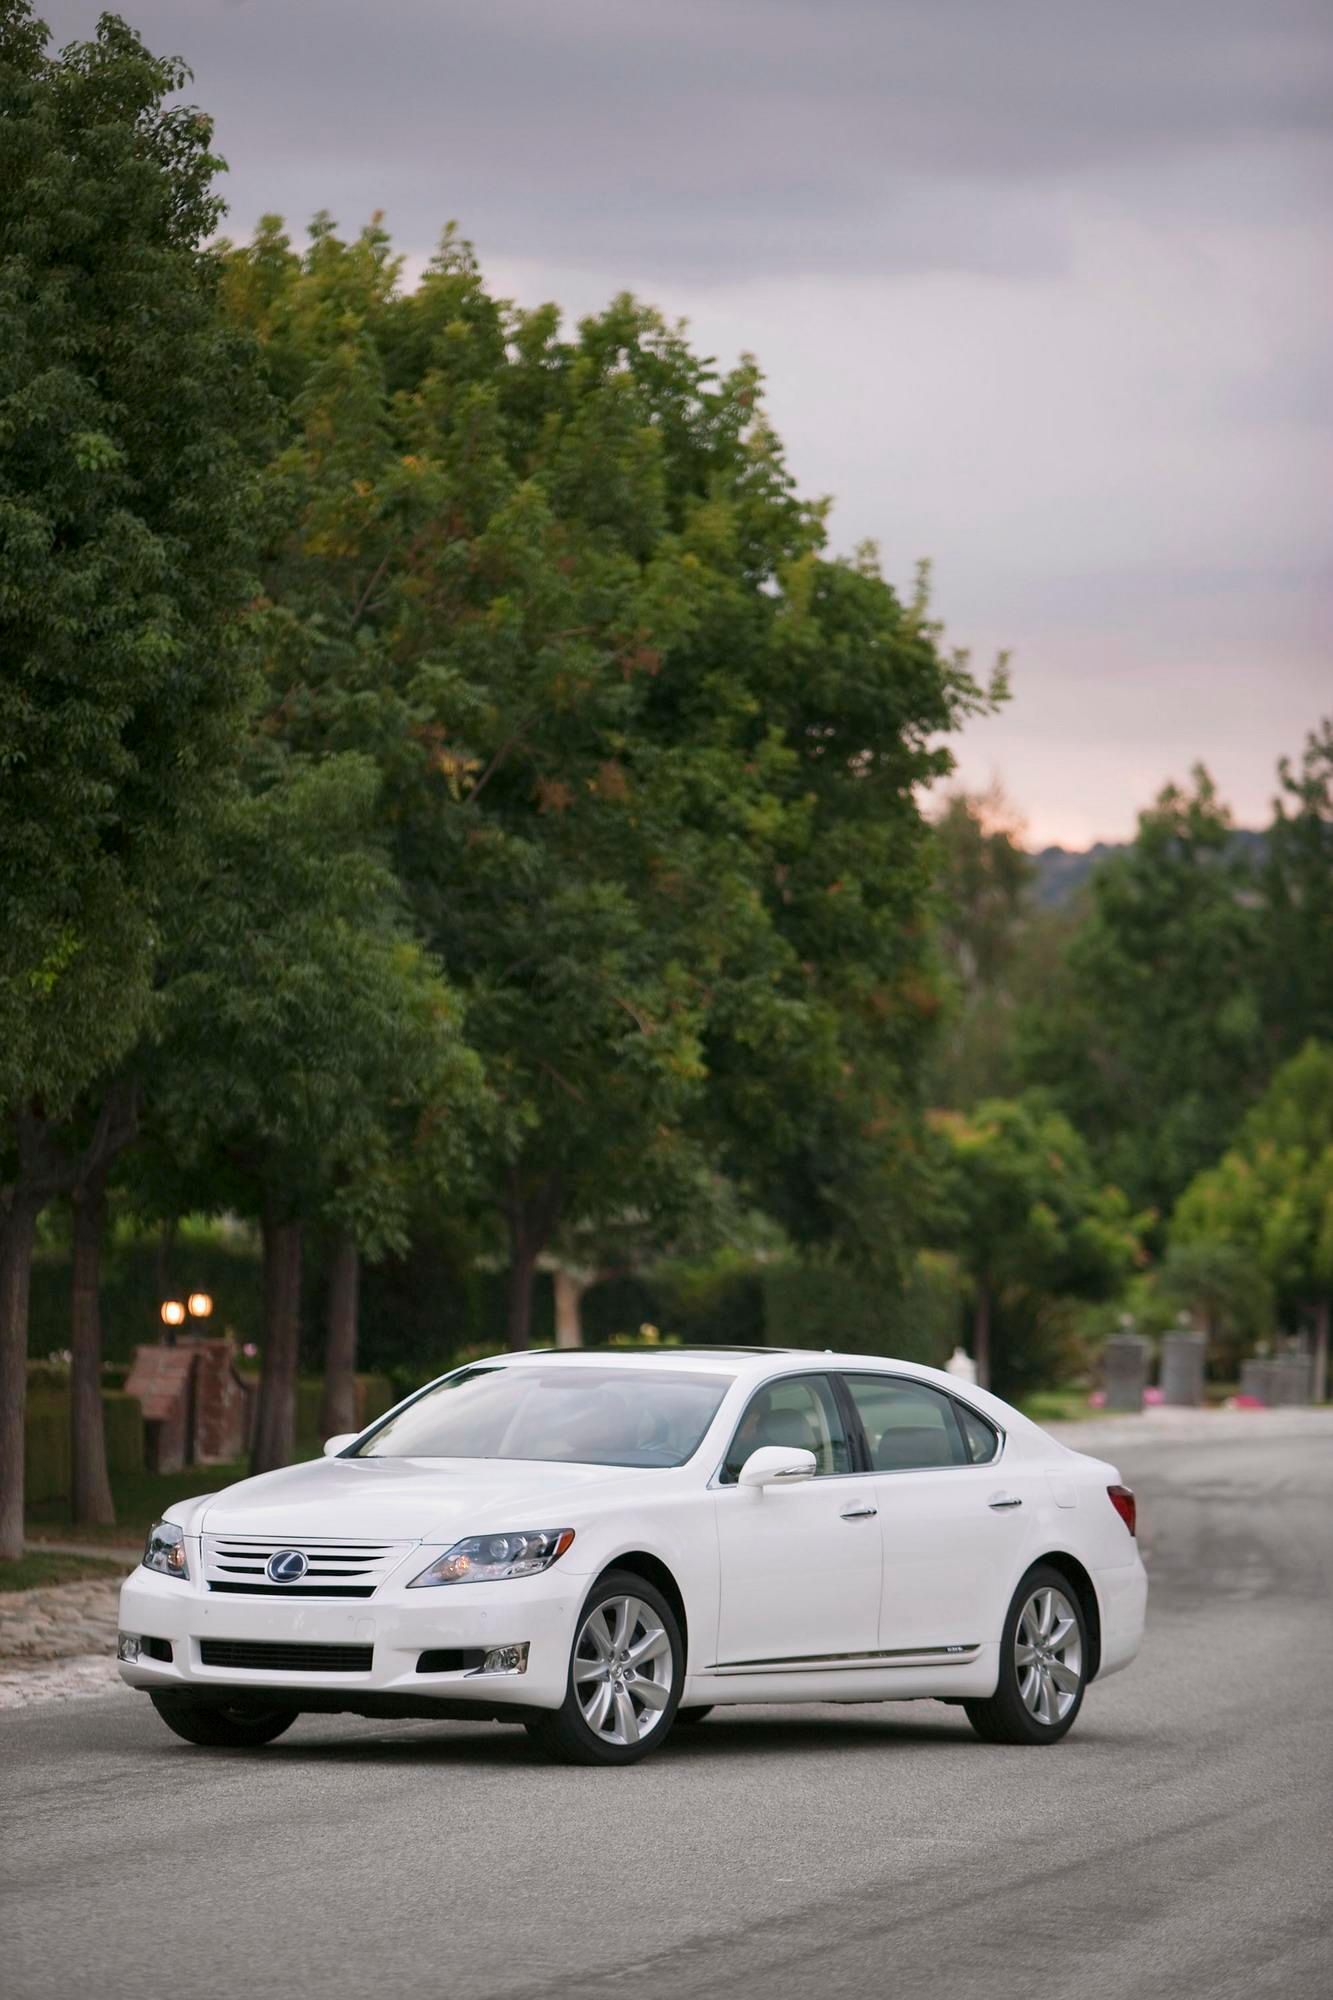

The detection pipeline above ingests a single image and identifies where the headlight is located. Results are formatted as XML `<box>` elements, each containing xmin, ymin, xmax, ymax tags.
<box><xmin>408</xmin><ymin>1528</ymin><xmax>574</xmax><ymax>1586</ymax></box>
<box><xmin>142</xmin><ymin>1521</ymin><xmax>189</xmax><ymax>1580</ymax></box>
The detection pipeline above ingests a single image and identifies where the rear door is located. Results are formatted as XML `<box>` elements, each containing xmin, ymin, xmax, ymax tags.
<box><xmin>840</xmin><ymin>1373</ymin><xmax>1030</xmax><ymax>1657</ymax></box>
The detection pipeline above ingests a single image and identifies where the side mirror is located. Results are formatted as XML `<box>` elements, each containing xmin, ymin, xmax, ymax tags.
<box><xmin>737</xmin><ymin>1445</ymin><xmax>817</xmax><ymax>1489</ymax></box>
<box><xmin>323</xmin><ymin>1433</ymin><xmax>357</xmax><ymax>1458</ymax></box>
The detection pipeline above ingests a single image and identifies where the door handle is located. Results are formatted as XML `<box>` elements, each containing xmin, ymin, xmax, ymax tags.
<box><xmin>840</xmin><ymin>1503</ymin><xmax>878</xmax><ymax>1520</ymax></box>
<box><xmin>987</xmin><ymin>1493</ymin><xmax>1023</xmax><ymax>1510</ymax></box>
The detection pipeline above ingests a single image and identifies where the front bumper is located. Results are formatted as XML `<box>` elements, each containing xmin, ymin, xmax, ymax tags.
<box><xmin>117</xmin><ymin>1557</ymin><xmax>580</xmax><ymax>1712</ymax></box>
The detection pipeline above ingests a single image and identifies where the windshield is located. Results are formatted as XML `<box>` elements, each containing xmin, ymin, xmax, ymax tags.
<box><xmin>351</xmin><ymin>1366</ymin><xmax>732</xmax><ymax>1468</ymax></box>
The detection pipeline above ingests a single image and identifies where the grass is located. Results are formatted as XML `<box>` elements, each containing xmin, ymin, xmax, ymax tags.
<box><xmin>1018</xmin><ymin>1388</ymin><xmax>1098</xmax><ymax>1424</ymax></box>
<box><xmin>0</xmin><ymin>1550</ymin><xmax>130</xmax><ymax>1593</ymax></box>
<box><xmin>24</xmin><ymin>1438</ymin><xmax>322</xmax><ymax>1552</ymax></box>
<box><xmin>25</xmin><ymin>1458</ymin><xmax>253</xmax><ymax>1551</ymax></box>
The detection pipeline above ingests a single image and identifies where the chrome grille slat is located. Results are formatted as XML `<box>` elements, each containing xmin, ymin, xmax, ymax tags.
<box><xmin>201</xmin><ymin>1533</ymin><xmax>413</xmax><ymax>1597</ymax></box>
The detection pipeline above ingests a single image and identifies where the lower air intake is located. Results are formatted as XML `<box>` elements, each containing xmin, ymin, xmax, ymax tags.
<box><xmin>199</xmin><ymin>1639</ymin><xmax>373</xmax><ymax>1673</ymax></box>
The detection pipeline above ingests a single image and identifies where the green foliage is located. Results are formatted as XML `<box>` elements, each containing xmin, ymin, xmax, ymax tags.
<box><xmin>0</xmin><ymin>4</ymin><xmax>268</xmax><ymax>1118</ymax></box>
<box><xmin>0</xmin><ymin>1551</ymin><xmax>127</xmax><ymax>1590</ymax></box>
<box><xmin>1173</xmin><ymin>1041</ymin><xmax>1333</xmax><ymax>1315</ymax></box>
<box><xmin>761</xmin><ymin>1249</ymin><xmax>961</xmax><ymax>1365</ymax></box>
<box><xmin>222</xmin><ymin>217</ymin><xmax>997</xmax><ymax>1327</ymax></box>
<box><xmin>148</xmin><ymin>753</ymin><xmax>485</xmax><ymax>1250</ymax></box>
<box><xmin>1261</xmin><ymin>720</ymin><xmax>1333</xmax><ymax>1059</ymax></box>
<box><xmin>1017</xmin><ymin>768</ymin><xmax>1266</xmax><ymax>1213</ymax></box>
<box><xmin>928</xmin><ymin>1094</ymin><xmax>1146</xmax><ymax>1388</ymax></box>
<box><xmin>928</xmin><ymin>787</ymin><xmax>1039</xmax><ymax>1106</ymax></box>
<box><xmin>27</xmin><ymin>1225</ymin><xmax>263</xmax><ymax>1361</ymax></box>
<box><xmin>23</xmin><ymin>1385</ymin><xmax>143</xmax><ymax>1502</ymax></box>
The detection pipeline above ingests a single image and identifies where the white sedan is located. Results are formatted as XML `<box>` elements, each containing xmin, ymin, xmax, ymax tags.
<box><xmin>117</xmin><ymin>1347</ymin><xmax>1146</xmax><ymax>1764</ymax></box>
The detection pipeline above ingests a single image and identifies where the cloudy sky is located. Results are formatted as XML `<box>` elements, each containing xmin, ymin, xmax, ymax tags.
<box><xmin>44</xmin><ymin>0</ymin><xmax>1332</xmax><ymax>844</ymax></box>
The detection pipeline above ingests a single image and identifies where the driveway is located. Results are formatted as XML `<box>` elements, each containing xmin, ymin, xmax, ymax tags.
<box><xmin>3</xmin><ymin>1417</ymin><xmax>1330</xmax><ymax>2000</ymax></box>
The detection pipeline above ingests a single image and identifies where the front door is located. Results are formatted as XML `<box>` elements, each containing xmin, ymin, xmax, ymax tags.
<box><xmin>712</xmin><ymin>1372</ymin><xmax>881</xmax><ymax>1669</ymax></box>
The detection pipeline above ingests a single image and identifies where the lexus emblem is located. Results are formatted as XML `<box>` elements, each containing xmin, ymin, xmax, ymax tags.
<box><xmin>266</xmin><ymin>1548</ymin><xmax>308</xmax><ymax>1583</ymax></box>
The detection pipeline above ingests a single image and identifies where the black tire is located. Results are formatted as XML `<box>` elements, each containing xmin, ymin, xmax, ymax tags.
<box><xmin>525</xmin><ymin>1569</ymin><xmax>685</xmax><ymax>1766</ymax></box>
<box><xmin>149</xmin><ymin>1691</ymin><xmax>298</xmax><ymax>1748</ymax></box>
<box><xmin>965</xmin><ymin>1563</ymin><xmax>1088</xmax><ymax>1746</ymax></box>
<box><xmin>674</xmin><ymin>1705</ymin><xmax>713</xmax><ymax>1726</ymax></box>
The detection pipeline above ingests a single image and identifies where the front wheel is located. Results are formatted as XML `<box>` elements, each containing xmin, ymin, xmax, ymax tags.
<box><xmin>525</xmin><ymin>1570</ymin><xmax>684</xmax><ymax>1766</ymax></box>
<box><xmin>964</xmin><ymin>1565</ymin><xmax>1088</xmax><ymax>1746</ymax></box>
<box><xmin>149</xmin><ymin>1691</ymin><xmax>297</xmax><ymax>1748</ymax></box>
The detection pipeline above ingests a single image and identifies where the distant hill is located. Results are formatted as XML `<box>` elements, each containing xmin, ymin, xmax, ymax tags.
<box><xmin>1030</xmin><ymin>828</ymin><xmax>1267</xmax><ymax>909</ymax></box>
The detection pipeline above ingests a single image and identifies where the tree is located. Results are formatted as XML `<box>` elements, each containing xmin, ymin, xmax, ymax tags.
<box><xmin>1173</xmin><ymin>1041</ymin><xmax>1333</xmax><ymax>1401</ymax></box>
<box><xmin>0</xmin><ymin>7</ymin><xmax>266</xmax><ymax>1557</ymax></box>
<box><xmin>928</xmin><ymin>786</ymin><xmax>1035</xmax><ymax>1105</ymax></box>
<box><xmin>1017</xmin><ymin>768</ymin><xmax>1265</xmax><ymax>1215</ymax></box>
<box><xmin>929</xmin><ymin>1095</ymin><xmax>1144</xmax><ymax>1389</ymax></box>
<box><xmin>150</xmin><ymin>753</ymin><xmax>483</xmax><ymax>1471</ymax></box>
<box><xmin>224</xmin><ymin>220</ymin><xmax>998</xmax><ymax>1343</ymax></box>
<box><xmin>1261</xmin><ymin>718</ymin><xmax>1333</xmax><ymax>1059</ymax></box>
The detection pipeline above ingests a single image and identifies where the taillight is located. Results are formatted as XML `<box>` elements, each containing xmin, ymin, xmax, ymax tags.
<box><xmin>1107</xmin><ymin>1484</ymin><xmax>1137</xmax><ymax>1536</ymax></box>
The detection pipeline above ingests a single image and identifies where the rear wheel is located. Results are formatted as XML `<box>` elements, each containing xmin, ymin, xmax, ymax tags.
<box><xmin>525</xmin><ymin>1570</ymin><xmax>683</xmax><ymax>1766</ymax></box>
<box><xmin>149</xmin><ymin>1691</ymin><xmax>297</xmax><ymax>1748</ymax></box>
<box><xmin>964</xmin><ymin>1565</ymin><xmax>1088</xmax><ymax>1746</ymax></box>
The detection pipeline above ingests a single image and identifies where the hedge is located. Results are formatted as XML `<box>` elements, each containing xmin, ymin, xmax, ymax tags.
<box><xmin>296</xmin><ymin>1373</ymin><xmax>396</xmax><ymax>1443</ymax></box>
<box><xmin>24</xmin><ymin>1389</ymin><xmax>145</xmax><ymax>1505</ymax></box>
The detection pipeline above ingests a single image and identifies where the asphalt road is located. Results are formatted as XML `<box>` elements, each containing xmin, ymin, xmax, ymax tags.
<box><xmin>4</xmin><ymin>1427</ymin><xmax>1331</xmax><ymax>2000</ymax></box>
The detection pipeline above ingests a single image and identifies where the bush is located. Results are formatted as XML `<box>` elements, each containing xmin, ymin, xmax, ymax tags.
<box><xmin>23</xmin><ymin>1387</ymin><xmax>144</xmax><ymax>1503</ymax></box>
<box><xmin>762</xmin><ymin>1252</ymin><xmax>960</xmax><ymax>1365</ymax></box>
<box><xmin>24</xmin><ymin>1399</ymin><xmax>69</xmax><ymax>1506</ymax></box>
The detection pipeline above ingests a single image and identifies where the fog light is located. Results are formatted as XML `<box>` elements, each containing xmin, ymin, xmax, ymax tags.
<box><xmin>117</xmin><ymin>1632</ymin><xmax>140</xmax><ymax>1663</ymax></box>
<box><xmin>477</xmin><ymin>1643</ymin><xmax>529</xmax><ymax>1676</ymax></box>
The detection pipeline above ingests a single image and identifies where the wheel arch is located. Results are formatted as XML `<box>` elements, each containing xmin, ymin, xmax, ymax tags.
<box><xmin>1031</xmin><ymin>1550</ymin><xmax>1102</xmax><ymax>1680</ymax></box>
<box><xmin>591</xmin><ymin>1550</ymin><xmax>688</xmax><ymax>1664</ymax></box>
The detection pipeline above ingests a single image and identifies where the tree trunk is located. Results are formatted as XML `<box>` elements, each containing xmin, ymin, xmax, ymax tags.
<box><xmin>972</xmin><ymin>1284</ymin><xmax>992</xmax><ymax>1391</ymax></box>
<box><xmin>1312</xmin><ymin>1297</ymin><xmax>1329</xmax><ymax>1407</ymax></box>
<box><xmin>0</xmin><ymin>1195</ymin><xmax>40</xmax><ymax>1563</ymax></box>
<box><xmin>552</xmin><ymin>1266</ymin><xmax>591</xmax><ymax>1349</ymax></box>
<box><xmin>70</xmin><ymin>1169</ymin><xmax>115</xmax><ymax>1526</ymax></box>
<box><xmin>319</xmin><ymin>1234</ymin><xmax>360</xmax><ymax>1439</ymax></box>
<box><xmin>251</xmin><ymin>1206</ymin><xmax>303</xmax><ymax>1475</ymax></box>
<box><xmin>504</xmin><ymin>1175</ymin><xmax>561</xmax><ymax>1351</ymax></box>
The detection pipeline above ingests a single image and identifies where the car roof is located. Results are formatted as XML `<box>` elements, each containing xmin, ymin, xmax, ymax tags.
<box><xmin>487</xmin><ymin>1346</ymin><xmax>955</xmax><ymax>1385</ymax></box>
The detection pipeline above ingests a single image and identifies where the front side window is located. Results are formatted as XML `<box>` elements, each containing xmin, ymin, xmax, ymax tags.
<box><xmin>721</xmin><ymin>1374</ymin><xmax>851</xmax><ymax>1484</ymax></box>
<box><xmin>843</xmin><ymin>1374</ymin><xmax>967</xmax><ymax>1472</ymax></box>
<box><xmin>353</xmin><ymin>1366</ymin><xmax>729</xmax><ymax>1468</ymax></box>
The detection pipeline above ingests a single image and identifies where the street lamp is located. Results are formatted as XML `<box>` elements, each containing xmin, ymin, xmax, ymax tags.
<box><xmin>187</xmin><ymin>1292</ymin><xmax>213</xmax><ymax>1322</ymax></box>
<box><xmin>160</xmin><ymin>1299</ymin><xmax>186</xmax><ymax>1327</ymax></box>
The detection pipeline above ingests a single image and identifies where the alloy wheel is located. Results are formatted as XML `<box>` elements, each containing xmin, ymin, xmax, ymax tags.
<box><xmin>573</xmin><ymin>1594</ymin><xmax>674</xmax><ymax>1747</ymax></box>
<box><xmin>1014</xmin><ymin>1584</ymin><xmax>1083</xmax><ymax>1725</ymax></box>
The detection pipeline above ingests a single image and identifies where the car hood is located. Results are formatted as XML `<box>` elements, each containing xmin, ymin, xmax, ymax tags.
<box><xmin>187</xmin><ymin>1454</ymin><xmax>648</xmax><ymax>1544</ymax></box>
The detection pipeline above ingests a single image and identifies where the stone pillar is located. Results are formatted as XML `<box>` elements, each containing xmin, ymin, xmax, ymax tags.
<box><xmin>1239</xmin><ymin>1357</ymin><xmax>1276</xmax><ymax>1405</ymax></box>
<box><xmin>1103</xmin><ymin>1334</ymin><xmax>1150</xmax><ymax>1412</ymax></box>
<box><xmin>1161</xmin><ymin>1329</ymin><xmax>1207</xmax><ymax>1407</ymax></box>
<box><xmin>191</xmin><ymin>1338</ymin><xmax>250</xmax><ymax>1463</ymax></box>
<box><xmin>1270</xmin><ymin>1353</ymin><xmax>1313</xmax><ymax>1406</ymax></box>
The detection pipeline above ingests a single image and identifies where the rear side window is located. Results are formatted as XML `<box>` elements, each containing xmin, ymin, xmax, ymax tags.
<box><xmin>721</xmin><ymin>1374</ymin><xmax>851</xmax><ymax>1483</ymax></box>
<box><xmin>843</xmin><ymin>1375</ymin><xmax>967</xmax><ymax>1472</ymax></box>
<box><xmin>954</xmin><ymin>1400</ymin><xmax>1000</xmax><ymax>1465</ymax></box>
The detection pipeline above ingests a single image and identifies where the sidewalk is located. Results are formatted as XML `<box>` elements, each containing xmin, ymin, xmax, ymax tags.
<box><xmin>1</xmin><ymin>1570</ymin><xmax>131</xmax><ymax>1713</ymax></box>
<box><xmin>1044</xmin><ymin>1403</ymin><xmax>1333</xmax><ymax>1451</ymax></box>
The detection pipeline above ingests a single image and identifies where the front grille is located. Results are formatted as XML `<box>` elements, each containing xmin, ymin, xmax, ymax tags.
<box><xmin>206</xmin><ymin>1582</ymin><xmax>375</xmax><ymax>1598</ymax></box>
<box><xmin>199</xmin><ymin>1639</ymin><xmax>373</xmax><ymax>1674</ymax></box>
<box><xmin>201</xmin><ymin>1534</ymin><xmax>410</xmax><ymax>1597</ymax></box>
<box><xmin>142</xmin><ymin>1636</ymin><xmax>173</xmax><ymax>1663</ymax></box>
